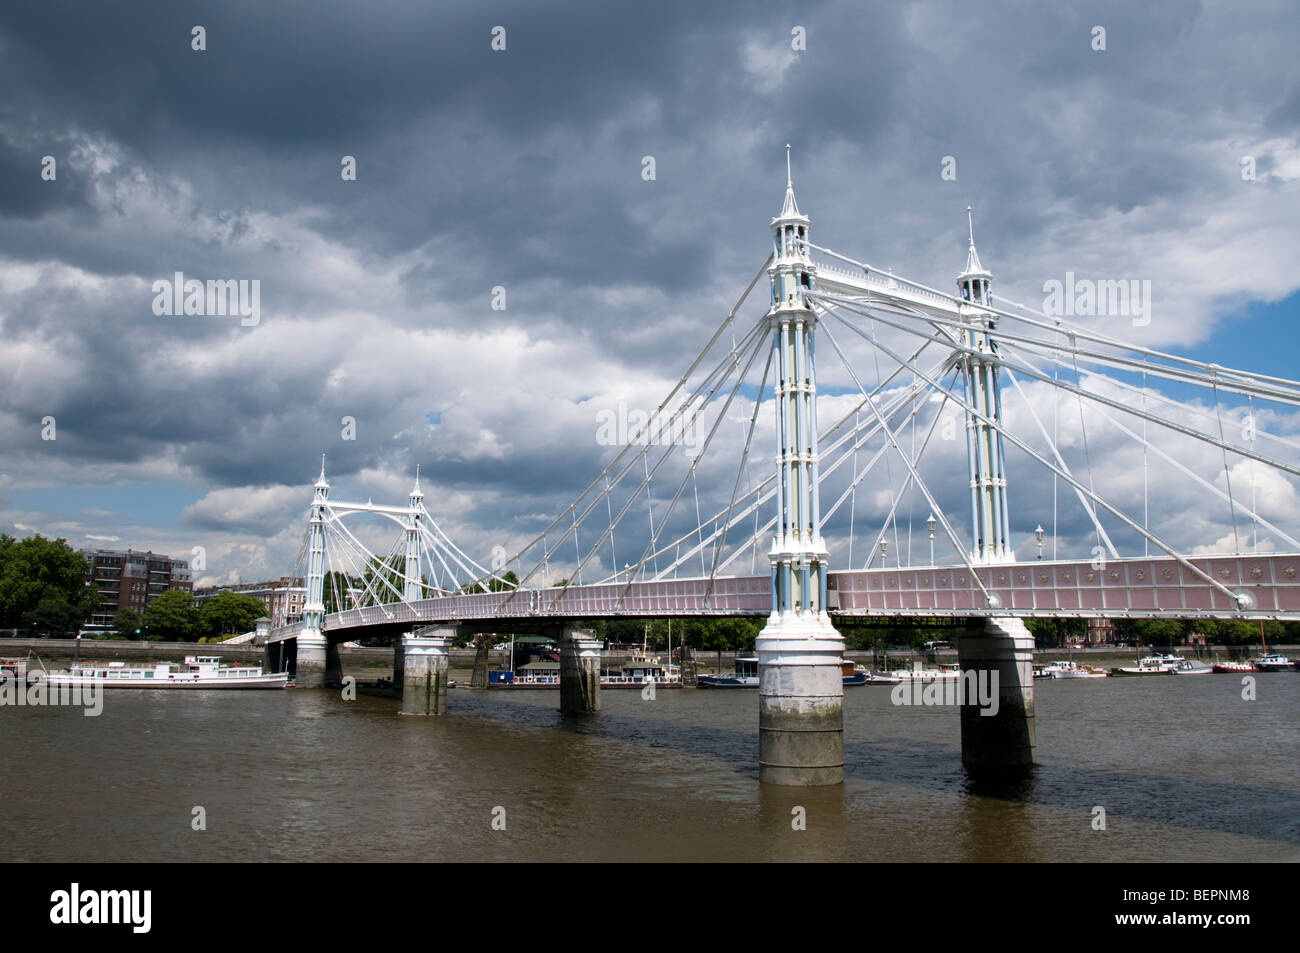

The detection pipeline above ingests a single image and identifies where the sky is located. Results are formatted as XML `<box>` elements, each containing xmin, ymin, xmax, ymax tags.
<box><xmin>1</xmin><ymin>0</ymin><xmax>1298</xmax><ymax>588</ymax></box>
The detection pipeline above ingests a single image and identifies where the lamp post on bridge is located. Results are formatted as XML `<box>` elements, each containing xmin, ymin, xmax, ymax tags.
<box><xmin>927</xmin><ymin>513</ymin><xmax>936</xmax><ymax>567</ymax></box>
<box><xmin>1035</xmin><ymin>525</ymin><xmax>1045</xmax><ymax>560</ymax></box>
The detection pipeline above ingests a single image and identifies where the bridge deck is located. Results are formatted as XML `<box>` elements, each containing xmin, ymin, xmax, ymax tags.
<box><xmin>265</xmin><ymin>553</ymin><xmax>1300</xmax><ymax>643</ymax></box>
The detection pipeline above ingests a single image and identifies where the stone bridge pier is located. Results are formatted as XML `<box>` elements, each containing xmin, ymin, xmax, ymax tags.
<box><xmin>394</xmin><ymin>622</ymin><xmax>603</xmax><ymax>715</ymax></box>
<box><xmin>957</xmin><ymin>617</ymin><xmax>1037</xmax><ymax>768</ymax></box>
<box><xmin>401</xmin><ymin>625</ymin><xmax>457</xmax><ymax>715</ymax></box>
<box><xmin>559</xmin><ymin>627</ymin><xmax>602</xmax><ymax>714</ymax></box>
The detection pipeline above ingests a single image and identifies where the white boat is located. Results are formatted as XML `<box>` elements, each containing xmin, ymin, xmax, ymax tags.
<box><xmin>1170</xmin><ymin>658</ymin><xmax>1213</xmax><ymax>675</ymax></box>
<box><xmin>867</xmin><ymin>662</ymin><xmax>962</xmax><ymax>684</ymax></box>
<box><xmin>1045</xmin><ymin>660</ymin><xmax>1110</xmax><ymax>679</ymax></box>
<box><xmin>1253</xmin><ymin>653</ymin><xmax>1295</xmax><ymax>672</ymax></box>
<box><xmin>45</xmin><ymin>656</ymin><xmax>289</xmax><ymax>689</ymax></box>
<box><xmin>1111</xmin><ymin>654</ymin><xmax>1184</xmax><ymax>677</ymax></box>
<box><xmin>603</xmin><ymin>651</ymin><xmax>683</xmax><ymax>687</ymax></box>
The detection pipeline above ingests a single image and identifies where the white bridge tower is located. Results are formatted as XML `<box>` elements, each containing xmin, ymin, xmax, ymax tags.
<box><xmin>957</xmin><ymin>209</ymin><xmax>1013</xmax><ymax>563</ymax></box>
<box><xmin>754</xmin><ymin>148</ymin><xmax>846</xmax><ymax>786</ymax></box>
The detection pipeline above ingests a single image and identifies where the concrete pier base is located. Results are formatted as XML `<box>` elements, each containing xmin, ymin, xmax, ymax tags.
<box><xmin>294</xmin><ymin>636</ymin><xmax>328</xmax><ymax>688</ymax></box>
<box><xmin>324</xmin><ymin>641</ymin><xmax>343</xmax><ymax>685</ymax></box>
<box><xmin>470</xmin><ymin>638</ymin><xmax>490</xmax><ymax>688</ymax></box>
<box><xmin>958</xmin><ymin>617</ymin><xmax>1037</xmax><ymax>768</ymax></box>
<box><xmin>401</xmin><ymin>628</ymin><xmax>454</xmax><ymax>715</ymax></box>
<box><xmin>560</xmin><ymin>628</ymin><xmax>602</xmax><ymax>713</ymax></box>
<box><xmin>756</xmin><ymin>612</ymin><xmax>845</xmax><ymax>786</ymax></box>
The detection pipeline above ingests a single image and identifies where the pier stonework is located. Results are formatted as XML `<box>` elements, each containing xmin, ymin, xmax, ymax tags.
<box><xmin>294</xmin><ymin>637</ymin><xmax>328</xmax><ymax>688</ymax></box>
<box><xmin>757</xmin><ymin>619</ymin><xmax>845</xmax><ymax>786</ymax></box>
<box><xmin>401</xmin><ymin>627</ymin><xmax>455</xmax><ymax>715</ymax></box>
<box><xmin>560</xmin><ymin>628</ymin><xmax>602</xmax><ymax>713</ymax></box>
<box><xmin>957</xmin><ymin>617</ymin><xmax>1037</xmax><ymax>767</ymax></box>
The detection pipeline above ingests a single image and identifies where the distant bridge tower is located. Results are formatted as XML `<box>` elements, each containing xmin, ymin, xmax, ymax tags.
<box><xmin>957</xmin><ymin>208</ymin><xmax>1013</xmax><ymax>563</ymax></box>
<box><xmin>405</xmin><ymin>469</ymin><xmax>424</xmax><ymax>601</ymax></box>
<box><xmin>754</xmin><ymin>147</ymin><xmax>846</xmax><ymax>786</ymax></box>
<box><xmin>297</xmin><ymin>458</ymin><xmax>331</xmax><ymax>687</ymax></box>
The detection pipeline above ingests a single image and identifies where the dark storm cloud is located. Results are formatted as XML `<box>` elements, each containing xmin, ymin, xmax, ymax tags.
<box><xmin>2</xmin><ymin>0</ymin><xmax>1299</xmax><ymax>575</ymax></box>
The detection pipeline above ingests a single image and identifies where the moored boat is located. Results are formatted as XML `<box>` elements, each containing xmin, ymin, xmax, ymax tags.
<box><xmin>1252</xmin><ymin>653</ymin><xmax>1295</xmax><ymax>672</ymax></box>
<box><xmin>1211</xmin><ymin>659</ymin><xmax>1256</xmax><ymax>673</ymax></box>
<box><xmin>842</xmin><ymin>660</ymin><xmax>867</xmax><ymax>686</ymax></box>
<box><xmin>1048</xmin><ymin>660</ymin><xmax>1110</xmax><ymax>679</ymax></box>
<box><xmin>698</xmin><ymin>656</ymin><xmax>759</xmax><ymax>688</ymax></box>
<box><xmin>1171</xmin><ymin>659</ymin><xmax>1213</xmax><ymax>675</ymax></box>
<box><xmin>866</xmin><ymin>662</ymin><xmax>962</xmax><ymax>684</ymax></box>
<box><xmin>44</xmin><ymin>656</ymin><xmax>289</xmax><ymax>689</ymax></box>
<box><xmin>1111</xmin><ymin>654</ymin><xmax>1183</xmax><ymax>676</ymax></box>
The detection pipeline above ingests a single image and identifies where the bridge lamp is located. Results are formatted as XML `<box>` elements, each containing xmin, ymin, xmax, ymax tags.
<box><xmin>926</xmin><ymin>514</ymin><xmax>936</xmax><ymax>567</ymax></box>
<box><xmin>1034</xmin><ymin>525</ymin><xmax>1045</xmax><ymax>560</ymax></box>
<box><xmin>879</xmin><ymin>538</ymin><xmax>888</xmax><ymax>567</ymax></box>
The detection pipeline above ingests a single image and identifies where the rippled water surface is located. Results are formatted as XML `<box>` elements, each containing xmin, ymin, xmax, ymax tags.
<box><xmin>3</xmin><ymin>671</ymin><xmax>1297</xmax><ymax>862</ymax></box>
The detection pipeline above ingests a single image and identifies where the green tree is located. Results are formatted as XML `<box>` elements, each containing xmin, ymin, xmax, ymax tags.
<box><xmin>198</xmin><ymin>590</ymin><xmax>267</xmax><ymax>639</ymax></box>
<box><xmin>111</xmin><ymin>608</ymin><xmax>143</xmax><ymax>638</ymax></box>
<box><xmin>0</xmin><ymin>534</ymin><xmax>99</xmax><ymax>631</ymax></box>
<box><xmin>1115</xmin><ymin>617</ymin><xmax>1186</xmax><ymax>646</ymax></box>
<box><xmin>359</xmin><ymin>554</ymin><xmax>406</xmax><ymax>606</ymax></box>
<box><xmin>26</xmin><ymin>595</ymin><xmax>85</xmax><ymax>636</ymax></box>
<box><xmin>321</xmin><ymin>571</ymin><xmax>360</xmax><ymax>614</ymax></box>
<box><xmin>1025</xmin><ymin>617</ymin><xmax>1088</xmax><ymax>647</ymax></box>
<box><xmin>142</xmin><ymin>590</ymin><xmax>199</xmax><ymax>641</ymax></box>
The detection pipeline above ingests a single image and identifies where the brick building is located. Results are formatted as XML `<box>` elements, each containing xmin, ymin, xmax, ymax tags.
<box><xmin>82</xmin><ymin>549</ymin><xmax>193</xmax><ymax>627</ymax></box>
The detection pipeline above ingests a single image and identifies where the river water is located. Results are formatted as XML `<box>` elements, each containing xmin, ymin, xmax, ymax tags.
<box><xmin>2</xmin><ymin>671</ymin><xmax>1296</xmax><ymax>862</ymax></box>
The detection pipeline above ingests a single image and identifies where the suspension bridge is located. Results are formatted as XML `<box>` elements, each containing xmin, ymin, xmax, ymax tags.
<box><xmin>265</xmin><ymin>148</ymin><xmax>1300</xmax><ymax>785</ymax></box>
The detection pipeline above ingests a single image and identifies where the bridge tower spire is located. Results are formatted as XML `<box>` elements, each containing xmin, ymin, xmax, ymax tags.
<box><xmin>958</xmin><ymin>207</ymin><xmax>1013</xmax><ymax>563</ymax></box>
<box><xmin>405</xmin><ymin>467</ymin><xmax>424</xmax><ymax>601</ymax></box>
<box><xmin>296</xmin><ymin>456</ymin><xmax>331</xmax><ymax>686</ymax></box>
<box><xmin>755</xmin><ymin>147</ymin><xmax>845</xmax><ymax>786</ymax></box>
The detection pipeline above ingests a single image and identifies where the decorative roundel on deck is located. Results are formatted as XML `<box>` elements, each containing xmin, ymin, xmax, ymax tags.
<box><xmin>1284</xmin><ymin>566</ymin><xmax>1296</xmax><ymax>578</ymax></box>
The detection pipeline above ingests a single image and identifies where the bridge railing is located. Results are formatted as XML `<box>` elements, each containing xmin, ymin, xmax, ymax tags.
<box><xmin>262</xmin><ymin>554</ymin><xmax>1300</xmax><ymax>642</ymax></box>
<box><xmin>829</xmin><ymin>553</ymin><xmax>1300</xmax><ymax>618</ymax></box>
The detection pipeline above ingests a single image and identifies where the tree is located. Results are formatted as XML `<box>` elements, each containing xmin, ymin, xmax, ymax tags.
<box><xmin>198</xmin><ymin>590</ymin><xmax>267</xmax><ymax>640</ymax></box>
<box><xmin>142</xmin><ymin>590</ymin><xmax>198</xmax><ymax>641</ymax></box>
<box><xmin>1025</xmin><ymin>617</ymin><xmax>1088</xmax><ymax>648</ymax></box>
<box><xmin>111</xmin><ymin>608</ymin><xmax>143</xmax><ymax>638</ymax></box>
<box><xmin>320</xmin><ymin>570</ymin><xmax>361</xmax><ymax>614</ymax></box>
<box><xmin>26</xmin><ymin>596</ymin><xmax>85</xmax><ymax>637</ymax></box>
<box><xmin>1114</xmin><ymin>617</ymin><xmax>1186</xmax><ymax>646</ymax></box>
<box><xmin>359</xmin><ymin>554</ymin><xmax>406</xmax><ymax>606</ymax></box>
<box><xmin>0</xmin><ymin>534</ymin><xmax>99</xmax><ymax>631</ymax></box>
